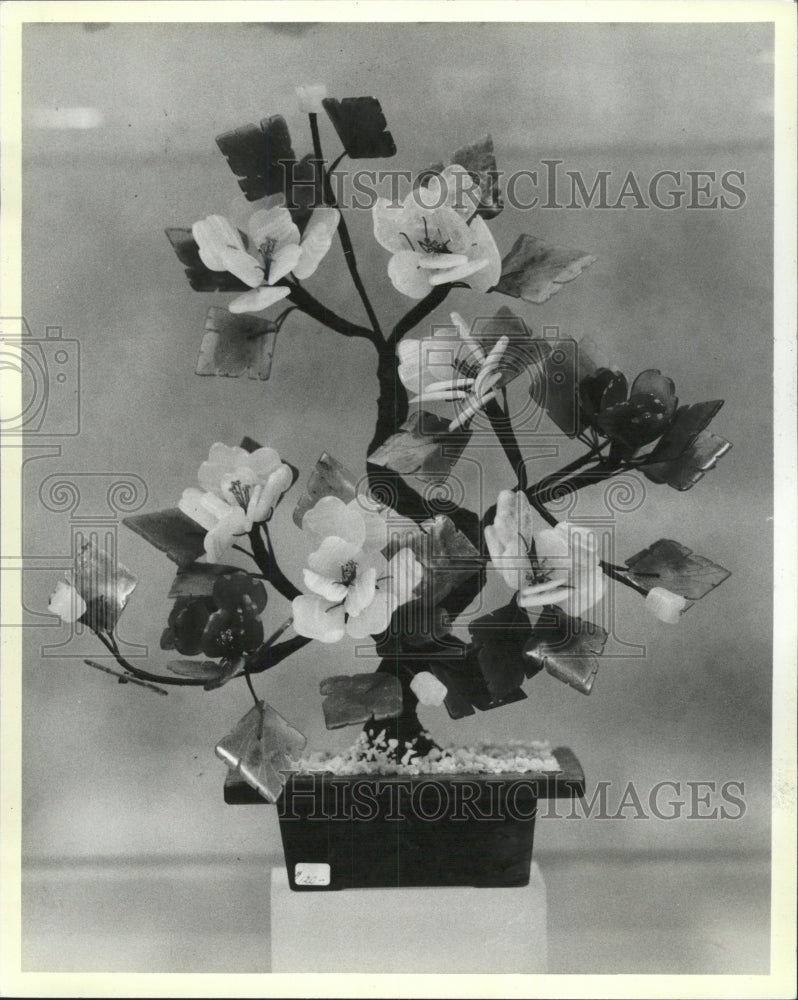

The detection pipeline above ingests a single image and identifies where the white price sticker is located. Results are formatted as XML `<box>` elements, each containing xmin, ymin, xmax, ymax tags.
<box><xmin>295</xmin><ymin>862</ymin><xmax>331</xmax><ymax>886</ymax></box>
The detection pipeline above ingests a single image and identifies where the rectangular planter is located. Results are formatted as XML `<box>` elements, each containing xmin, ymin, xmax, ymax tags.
<box><xmin>225</xmin><ymin>746</ymin><xmax>584</xmax><ymax>891</ymax></box>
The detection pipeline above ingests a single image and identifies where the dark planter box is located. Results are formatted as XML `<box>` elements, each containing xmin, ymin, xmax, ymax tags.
<box><xmin>225</xmin><ymin>746</ymin><xmax>584</xmax><ymax>891</ymax></box>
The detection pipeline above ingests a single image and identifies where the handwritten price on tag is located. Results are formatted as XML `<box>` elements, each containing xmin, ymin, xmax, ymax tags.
<box><xmin>295</xmin><ymin>862</ymin><xmax>331</xmax><ymax>886</ymax></box>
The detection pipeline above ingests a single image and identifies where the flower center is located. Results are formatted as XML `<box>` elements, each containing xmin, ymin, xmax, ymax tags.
<box><xmin>340</xmin><ymin>559</ymin><xmax>358</xmax><ymax>587</ymax></box>
<box><xmin>400</xmin><ymin>217</ymin><xmax>453</xmax><ymax>255</ymax></box>
<box><xmin>228</xmin><ymin>479</ymin><xmax>252</xmax><ymax>511</ymax></box>
<box><xmin>258</xmin><ymin>237</ymin><xmax>278</xmax><ymax>281</ymax></box>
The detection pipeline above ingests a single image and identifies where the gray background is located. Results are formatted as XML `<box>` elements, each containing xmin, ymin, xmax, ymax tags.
<box><xmin>20</xmin><ymin>21</ymin><xmax>773</xmax><ymax>973</ymax></box>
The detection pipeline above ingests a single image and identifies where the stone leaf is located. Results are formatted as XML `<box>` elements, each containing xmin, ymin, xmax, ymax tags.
<box><xmin>529</xmin><ymin>334</ymin><xmax>609</xmax><ymax>436</ymax></box>
<box><xmin>470</xmin><ymin>306</ymin><xmax>553</xmax><ymax>388</ymax></box>
<box><xmin>164</xmin><ymin>228</ymin><xmax>250</xmax><ymax>292</ymax></box>
<box><xmin>322</xmin><ymin>97</ymin><xmax>396</xmax><ymax>159</ymax></box>
<box><xmin>523</xmin><ymin>607</ymin><xmax>608</xmax><ymax>696</ymax></box>
<box><xmin>319</xmin><ymin>673</ymin><xmax>403</xmax><ymax>729</ymax></box>
<box><xmin>167</xmin><ymin>658</ymin><xmax>230</xmax><ymax>684</ymax></box>
<box><xmin>468</xmin><ymin>599</ymin><xmax>539</xmax><ymax>701</ymax></box>
<box><xmin>72</xmin><ymin>538</ymin><xmax>137</xmax><ymax>633</ymax></box>
<box><xmin>643</xmin><ymin>430</ymin><xmax>732</xmax><ymax>491</ymax></box>
<box><xmin>215</xmin><ymin>115</ymin><xmax>296</xmax><ymax>201</ymax></box>
<box><xmin>123</xmin><ymin>508</ymin><xmax>207</xmax><ymax>568</ymax></box>
<box><xmin>642</xmin><ymin>400</ymin><xmax>725</xmax><ymax>464</ymax></box>
<box><xmin>292</xmin><ymin>452</ymin><xmax>359</xmax><ymax>527</ymax></box>
<box><xmin>450</xmin><ymin>133</ymin><xmax>502</xmax><ymax>218</ymax></box>
<box><xmin>368</xmin><ymin>411</ymin><xmax>471</xmax><ymax>484</ymax></box>
<box><xmin>390</xmin><ymin>514</ymin><xmax>483</xmax><ymax>610</ymax></box>
<box><xmin>429</xmin><ymin>649</ymin><xmax>527</xmax><ymax>720</ymax></box>
<box><xmin>167</xmin><ymin>562</ymin><xmax>243</xmax><ymax>600</ymax></box>
<box><xmin>196</xmin><ymin>307</ymin><xmax>278</xmax><ymax>380</ymax></box>
<box><xmin>496</xmin><ymin>234</ymin><xmax>596</xmax><ymax>304</ymax></box>
<box><xmin>215</xmin><ymin>701</ymin><xmax>306</xmax><ymax>803</ymax></box>
<box><xmin>625</xmin><ymin>539</ymin><xmax>731</xmax><ymax>600</ymax></box>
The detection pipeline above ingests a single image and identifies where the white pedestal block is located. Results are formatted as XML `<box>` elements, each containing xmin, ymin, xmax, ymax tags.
<box><xmin>270</xmin><ymin>863</ymin><xmax>547</xmax><ymax>973</ymax></box>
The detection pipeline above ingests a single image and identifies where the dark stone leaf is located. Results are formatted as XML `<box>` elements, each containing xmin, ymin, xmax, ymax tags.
<box><xmin>322</xmin><ymin>97</ymin><xmax>396</xmax><ymax>159</ymax></box>
<box><xmin>215</xmin><ymin>701</ymin><xmax>306</xmax><ymax>803</ymax></box>
<box><xmin>319</xmin><ymin>673</ymin><xmax>403</xmax><ymax>729</ymax></box>
<box><xmin>164</xmin><ymin>229</ymin><xmax>249</xmax><ymax>292</ymax></box>
<box><xmin>450</xmin><ymin>133</ymin><xmax>502</xmax><ymax>218</ymax></box>
<box><xmin>167</xmin><ymin>659</ymin><xmax>229</xmax><ymax>682</ymax></box>
<box><xmin>284</xmin><ymin>153</ymin><xmax>325</xmax><ymax>227</ymax></box>
<box><xmin>470</xmin><ymin>306</ymin><xmax>553</xmax><ymax>387</ymax></box>
<box><xmin>529</xmin><ymin>334</ymin><xmax>607</xmax><ymax>436</ymax></box>
<box><xmin>625</xmin><ymin>539</ymin><xmax>731</xmax><ymax>600</ymax></box>
<box><xmin>430</xmin><ymin>648</ymin><xmax>527</xmax><ymax>720</ymax></box>
<box><xmin>580</xmin><ymin>368</ymin><xmax>628</xmax><ymax>420</ymax></box>
<box><xmin>72</xmin><ymin>540</ymin><xmax>137</xmax><ymax>634</ymax></box>
<box><xmin>368</xmin><ymin>411</ymin><xmax>471</xmax><ymax>485</ymax></box>
<box><xmin>215</xmin><ymin>115</ymin><xmax>296</xmax><ymax>201</ymax></box>
<box><xmin>196</xmin><ymin>307</ymin><xmax>278</xmax><ymax>380</ymax></box>
<box><xmin>388</xmin><ymin>514</ymin><xmax>483</xmax><ymax>611</ymax></box>
<box><xmin>523</xmin><ymin>607</ymin><xmax>607</xmax><ymax>695</ymax></box>
<box><xmin>644</xmin><ymin>400</ymin><xmax>725</xmax><ymax>465</ymax></box>
<box><xmin>212</xmin><ymin>573</ymin><xmax>267</xmax><ymax>615</ymax></box>
<box><xmin>643</xmin><ymin>430</ymin><xmax>732</xmax><ymax>491</ymax></box>
<box><xmin>629</xmin><ymin>370</ymin><xmax>678</xmax><ymax>413</ymax></box>
<box><xmin>123</xmin><ymin>508</ymin><xmax>207</xmax><ymax>568</ymax></box>
<box><xmin>166</xmin><ymin>597</ymin><xmax>213</xmax><ymax>656</ymax></box>
<box><xmin>293</xmin><ymin>452</ymin><xmax>358</xmax><ymax>528</ymax></box>
<box><xmin>495</xmin><ymin>234</ymin><xmax>596</xmax><ymax>305</ymax></box>
<box><xmin>468</xmin><ymin>599</ymin><xmax>540</xmax><ymax>700</ymax></box>
<box><xmin>168</xmin><ymin>563</ymin><xmax>243</xmax><ymax>600</ymax></box>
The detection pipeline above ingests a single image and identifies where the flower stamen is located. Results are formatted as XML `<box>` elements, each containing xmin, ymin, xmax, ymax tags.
<box><xmin>340</xmin><ymin>559</ymin><xmax>358</xmax><ymax>587</ymax></box>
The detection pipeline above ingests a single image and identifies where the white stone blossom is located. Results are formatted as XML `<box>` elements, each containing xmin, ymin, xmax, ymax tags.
<box><xmin>397</xmin><ymin>311</ymin><xmax>509</xmax><ymax>431</ymax></box>
<box><xmin>295</xmin><ymin>84</ymin><xmax>327</xmax><ymax>114</ymax></box>
<box><xmin>645</xmin><ymin>586</ymin><xmax>688</xmax><ymax>624</ymax></box>
<box><xmin>192</xmin><ymin>205</ymin><xmax>339</xmax><ymax>314</ymax></box>
<box><xmin>180</xmin><ymin>443</ymin><xmax>293</xmax><ymax>563</ymax></box>
<box><xmin>47</xmin><ymin>579</ymin><xmax>87</xmax><ymax>623</ymax></box>
<box><xmin>485</xmin><ymin>489</ymin><xmax>604</xmax><ymax>619</ymax></box>
<box><xmin>410</xmin><ymin>671</ymin><xmax>448</xmax><ymax>707</ymax></box>
<box><xmin>292</xmin><ymin>496</ymin><xmax>423</xmax><ymax>643</ymax></box>
<box><xmin>372</xmin><ymin>165</ymin><xmax>501</xmax><ymax>299</ymax></box>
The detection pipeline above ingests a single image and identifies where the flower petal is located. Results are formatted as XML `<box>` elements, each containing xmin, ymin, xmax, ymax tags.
<box><xmin>372</xmin><ymin>197</ymin><xmax>407</xmax><ymax>254</ymax></box>
<box><xmin>266</xmin><ymin>242</ymin><xmax>302</xmax><ymax>284</ymax></box>
<box><xmin>428</xmin><ymin>258</ymin><xmax>488</xmax><ymax>286</ymax></box>
<box><xmin>247</xmin><ymin>206</ymin><xmax>300</xmax><ymax>249</ymax></box>
<box><xmin>388</xmin><ymin>250</ymin><xmax>435</xmax><ymax>299</ymax></box>
<box><xmin>346</xmin><ymin>588</ymin><xmax>391</xmax><ymax>638</ymax></box>
<box><xmin>303</xmin><ymin>569</ymin><xmax>348</xmax><ymax>603</ymax></box>
<box><xmin>248</xmin><ymin>463</ymin><xmax>294</xmax><ymax>522</ymax></box>
<box><xmin>292</xmin><ymin>594</ymin><xmax>346</xmax><ymax>643</ymax></box>
<box><xmin>179</xmin><ymin>486</ymin><xmax>230</xmax><ymax>529</ymax></box>
<box><xmin>204</xmin><ymin>508</ymin><xmax>250</xmax><ymax>562</ymax></box>
<box><xmin>293</xmin><ymin>207</ymin><xmax>340</xmax><ymax>280</ymax></box>
<box><xmin>302</xmin><ymin>496</ymin><xmax>366</xmax><ymax>548</ymax></box>
<box><xmin>307</xmin><ymin>536</ymin><xmax>362</xmax><ymax>579</ymax></box>
<box><xmin>48</xmin><ymin>579</ymin><xmax>87</xmax><ymax>623</ymax></box>
<box><xmin>345</xmin><ymin>565</ymin><xmax>377</xmax><ymax>618</ymax></box>
<box><xmin>416</xmin><ymin>252</ymin><xmax>469</xmax><ymax>269</ymax></box>
<box><xmin>464</xmin><ymin>215</ymin><xmax>502</xmax><ymax>291</ymax></box>
<box><xmin>192</xmin><ymin>215</ymin><xmax>245</xmax><ymax>272</ymax></box>
<box><xmin>229</xmin><ymin>285</ymin><xmax>290</xmax><ymax>314</ymax></box>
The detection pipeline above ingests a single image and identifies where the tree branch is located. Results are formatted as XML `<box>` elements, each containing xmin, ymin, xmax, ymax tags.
<box><xmin>388</xmin><ymin>284</ymin><xmax>453</xmax><ymax>351</ymax></box>
<box><xmin>308</xmin><ymin>115</ymin><xmax>384</xmax><ymax>338</ymax></box>
<box><xmin>286</xmin><ymin>284</ymin><xmax>378</xmax><ymax>344</ymax></box>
